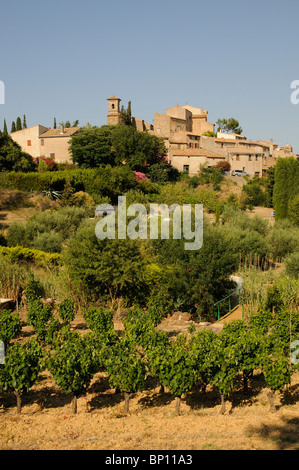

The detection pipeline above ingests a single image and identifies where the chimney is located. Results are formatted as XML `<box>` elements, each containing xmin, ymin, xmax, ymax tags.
<box><xmin>60</xmin><ymin>124</ymin><xmax>64</xmax><ymax>134</ymax></box>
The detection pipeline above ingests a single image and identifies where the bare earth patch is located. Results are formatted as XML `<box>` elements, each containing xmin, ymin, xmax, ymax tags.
<box><xmin>0</xmin><ymin>369</ymin><xmax>299</xmax><ymax>450</ymax></box>
<box><xmin>1</xmin><ymin>309</ymin><xmax>299</xmax><ymax>453</ymax></box>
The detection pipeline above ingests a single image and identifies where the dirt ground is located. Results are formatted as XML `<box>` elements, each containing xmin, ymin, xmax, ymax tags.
<box><xmin>1</xmin><ymin>313</ymin><xmax>299</xmax><ymax>451</ymax></box>
<box><xmin>0</xmin><ymin>207</ymin><xmax>39</xmax><ymax>234</ymax></box>
<box><xmin>245</xmin><ymin>206</ymin><xmax>275</xmax><ymax>224</ymax></box>
<box><xmin>1</xmin><ymin>369</ymin><xmax>299</xmax><ymax>451</ymax></box>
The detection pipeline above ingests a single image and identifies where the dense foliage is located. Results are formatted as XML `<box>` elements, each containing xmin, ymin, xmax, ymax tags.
<box><xmin>0</xmin><ymin>132</ymin><xmax>35</xmax><ymax>172</ymax></box>
<box><xmin>273</xmin><ymin>157</ymin><xmax>299</xmax><ymax>220</ymax></box>
<box><xmin>69</xmin><ymin>124</ymin><xmax>167</xmax><ymax>173</ymax></box>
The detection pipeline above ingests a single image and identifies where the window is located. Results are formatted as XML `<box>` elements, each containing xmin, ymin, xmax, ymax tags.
<box><xmin>40</xmin><ymin>139</ymin><xmax>44</xmax><ymax>146</ymax></box>
<box><xmin>50</xmin><ymin>153</ymin><xmax>55</xmax><ymax>160</ymax></box>
<box><xmin>255</xmin><ymin>154</ymin><xmax>258</xmax><ymax>161</ymax></box>
<box><xmin>236</xmin><ymin>154</ymin><xmax>240</xmax><ymax>161</ymax></box>
<box><xmin>183</xmin><ymin>165</ymin><xmax>189</xmax><ymax>173</ymax></box>
<box><xmin>248</xmin><ymin>155</ymin><xmax>252</xmax><ymax>161</ymax></box>
<box><xmin>27</xmin><ymin>140</ymin><xmax>31</xmax><ymax>146</ymax></box>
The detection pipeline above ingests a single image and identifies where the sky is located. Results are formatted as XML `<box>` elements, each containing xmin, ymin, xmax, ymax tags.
<box><xmin>1</xmin><ymin>0</ymin><xmax>299</xmax><ymax>151</ymax></box>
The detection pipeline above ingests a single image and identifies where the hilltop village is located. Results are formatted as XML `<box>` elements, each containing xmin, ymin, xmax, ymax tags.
<box><xmin>9</xmin><ymin>96</ymin><xmax>298</xmax><ymax>177</ymax></box>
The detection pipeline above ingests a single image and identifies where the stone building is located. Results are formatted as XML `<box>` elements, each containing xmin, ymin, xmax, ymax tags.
<box><xmin>200</xmin><ymin>133</ymin><xmax>267</xmax><ymax>176</ymax></box>
<box><xmin>10</xmin><ymin>95</ymin><xmax>298</xmax><ymax>172</ymax></box>
<box><xmin>10</xmin><ymin>125</ymin><xmax>49</xmax><ymax>159</ymax></box>
<box><xmin>106</xmin><ymin>98</ymin><xmax>298</xmax><ymax>177</ymax></box>
<box><xmin>10</xmin><ymin>124</ymin><xmax>80</xmax><ymax>163</ymax></box>
<box><xmin>38</xmin><ymin>125</ymin><xmax>80</xmax><ymax>163</ymax></box>
<box><xmin>107</xmin><ymin>96</ymin><xmax>153</xmax><ymax>131</ymax></box>
<box><xmin>148</xmin><ymin>103</ymin><xmax>223</xmax><ymax>174</ymax></box>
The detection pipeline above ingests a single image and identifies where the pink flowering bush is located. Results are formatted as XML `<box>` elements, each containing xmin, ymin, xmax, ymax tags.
<box><xmin>133</xmin><ymin>171</ymin><xmax>149</xmax><ymax>182</ymax></box>
<box><xmin>34</xmin><ymin>156</ymin><xmax>57</xmax><ymax>171</ymax></box>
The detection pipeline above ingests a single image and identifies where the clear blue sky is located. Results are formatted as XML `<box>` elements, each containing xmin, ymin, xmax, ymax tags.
<box><xmin>1</xmin><ymin>0</ymin><xmax>299</xmax><ymax>151</ymax></box>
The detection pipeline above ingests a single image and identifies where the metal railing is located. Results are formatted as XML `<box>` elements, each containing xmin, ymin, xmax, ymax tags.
<box><xmin>214</xmin><ymin>289</ymin><xmax>242</xmax><ymax>321</ymax></box>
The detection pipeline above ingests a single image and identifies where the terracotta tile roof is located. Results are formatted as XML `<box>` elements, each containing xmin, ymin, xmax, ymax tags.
<box><xmin>226</xmin><ymin>146</ymin><xmax>264</xmax><ymax>154</ymax></box>
<box><xmin>171</xmin><ymin>148</ymin><xmax>225</xmax><ymax>159</ymax></box>
<box><xmin>215</xmin><ymin>138</ymin><xmax>264</xmax><ymax>146</ymax></box>
<box><xmin>256</xmin><ymin>140</ymin><xmax>278</xmax><ymax>147</ymax></box>
<box><xmin>107</xmin><ymin>96</ymin><xmax>121</xmax><ymax>100</ymax></box>
<box><xmin>40</xmin><ymin>127</ymin><xmax>80</xmax><ymax>138</ymax></box>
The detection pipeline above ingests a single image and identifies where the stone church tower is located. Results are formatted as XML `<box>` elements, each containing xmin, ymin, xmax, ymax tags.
<box><xmin>107</xmin><ymin>96</ymin><xmax>123</xmax><ymax>125</ymax></box>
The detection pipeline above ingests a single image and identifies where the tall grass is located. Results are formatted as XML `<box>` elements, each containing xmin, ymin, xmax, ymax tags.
<box><xmin>30</xmin><ymin>266</ymin><xmax>92</xmax><ymax>312</ymax></box>
<box><xmin>0</xmin><ymin>255</ymin><xmax>27</xmax><ymax>301</ymax></box>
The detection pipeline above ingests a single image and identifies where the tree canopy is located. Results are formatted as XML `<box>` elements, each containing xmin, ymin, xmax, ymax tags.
<box><xmin>0</xmin><ymin>132</ymin><xmax>35</xmax><ymax>172</ymax></box>
<box><xmin>69</xmin><ymin>124</ymin><xmax>166</xmax><ymax>172</ymax></box>
<box><xmin>216</xmin><ymin>117</ymin><xmax>243</xmax><ymax>135</ymax></box>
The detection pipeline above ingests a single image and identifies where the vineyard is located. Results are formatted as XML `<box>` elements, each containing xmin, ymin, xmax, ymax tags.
<box><xmin>0</xmin><ymin>162</ymin><xmax>298</xmax><ymax>450</ymax></box>
<box><xmin>1</xmin><ymin>282</ymin><xmax>299</xmax><ymax>450</ymax></box>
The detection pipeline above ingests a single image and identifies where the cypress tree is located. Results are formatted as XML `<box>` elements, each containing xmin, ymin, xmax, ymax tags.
<box><xmin>16</xmin><ymin>117</ymin><xmax>22</xmax><ymax>131</ymax></box>
<box><xmin>273</xmin><ymin>157</ymin><xmax>299</xmax><ymax>219</ymax></box>
<box><xmin>54</xmin><ymin>118</ymin><xmax>57</xmax><ymax>129</ymax></box>
<box><xmin>11</xmin><ymin>121</ymin><xmax>16</xmax><ymax>133</ymax></box>
<box><xmin>273</xmin><ymin>158</ymin><xmax>289</xmax><ymax>219</ymax></box>
<box><xmin>60</xmin><ymin>177</ymin><xmax>75</xmax><ymax>206</ymax></box>
<box><xmin>287</xmin><ymin>157</ymin><xmax>299</xmax><ymax>203</ymax></box>
<box><xmin>23</xmin><ymin>115</ymin><xmax>27</xmax><ymax>129</ymax></box>
<box><xmin>126</xmin><ymin>101</ymin><xmax>132</xmax><ymax>125</ymax></box>
<box><xmin>3</xmin><ymin>119</ymin><xmax>7</xmax><ymax>135</ymax></box>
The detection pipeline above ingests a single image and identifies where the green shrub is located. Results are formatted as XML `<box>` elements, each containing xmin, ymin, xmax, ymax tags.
<box><xmin>0</xmin><ymin>310</ymin><xmax>21</xmax><ymax>347</ymax></box>
<box><xmin>72</xmin><ymin>191</ymin><xmax>95</xmax><ymax>207</ymax></box>
<box><xmin>24</xmin><ymin>206</ymin><xmax>90</xmax><ymax>242</ymax></box>
<box><xmin>82</xmin><ymin>306</ymin><xmax>117</xmax><ymax>342</ymax></box>
<box><xmin>31</xmin><ymin>231</ymin><xmax>63</xmax><ymax>253</ymax></box>
<box><xmin>248</xmin><ymin>309</ymin><xmax>273</xmax><ymax>335</ymax></box>
<box><xmin>47</xmin><ymin>334</ymin><xmax>96</xmax><ymax>414</ymax></box>
<box><xmin>0</xmin><ymin>338</ymin><xmax>42</xmax><ymax>413</ymax></box>
<box><xmin>0</xmin><ymin>246</ymin><xmax>61</xmax><ymax>266</ymax></box>
<box><xmin>267</xmin><ymin>223</ymin><xmax>299</xmax><ymax>260</ymax></box>
<box><xmin>223</xmin><ymin>226</ymin><xmax>269</xmax><ymax>266</ymax></box>
<box><xmin>7</xmin><ymin>222</ymin><xmax>26</xmax><ymax>247</ymax></box>
<box><xmin>27</xmin><ymin>299</ymin><xmax>54</xmax><ymax>341</ymax></box>
<box><xmin>197</xmin><ymin>165</ymin><xmax>224</xmax><ymax>190</ymax></box>
<box><xmin>185</xmin><ymin>188</ymin><xmax>219</xmax><ymax>213</ymax></box>
<box><xmin>58</xmin><ymin>299</ymin><xmax>75</xmax><ymax>323</ymax></box>
<box><xmin>25</xmin><ymin>273</ymin><xmax>45</xmax><ymax>302</ymax></box>
<box><xmin>242</xmin><ymin>181</ymin><xmax>266</xmax><ymax>207</ymax></box>
<box><xmin>105</xmin><ymin>337</ymin><xmax>146</xmax><ymax>413</ymax></box>
<box><xmin>285</xmin><ymin>252</ymin><xmax>299</xmax><ymax>279</ymax></box>
<box><xmin>222</xmin><ymin>210</ymin><xmax>269</xmax><ymax>236</ymax></box>
<box><xmin>0</xmin><ymin>167</ymin><xmax>138</xmax><ymax>202</ymax></box>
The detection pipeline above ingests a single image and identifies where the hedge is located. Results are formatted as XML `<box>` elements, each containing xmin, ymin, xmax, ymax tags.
<box><xmin>0</xmin><ymin>246</ymin><xmax>61</xmax><ymax>266</ymax></box>
<box><xmin>0</xmin><ymin>167</ymin><xmax>138</xmax><ymax>202</ymax></box>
